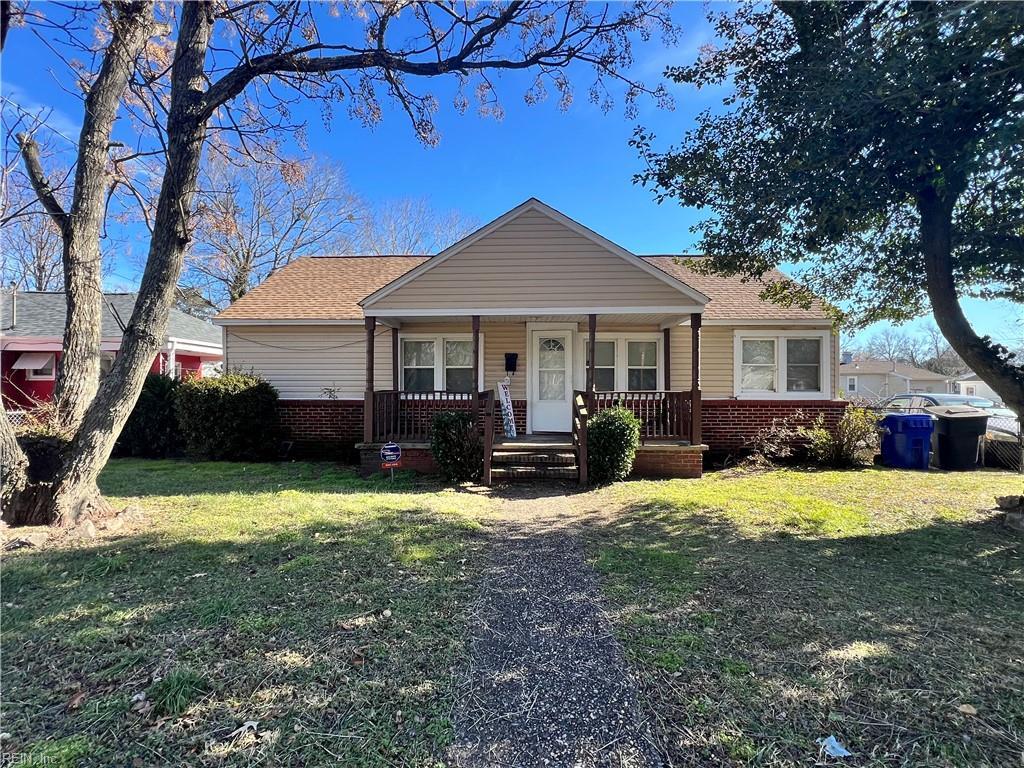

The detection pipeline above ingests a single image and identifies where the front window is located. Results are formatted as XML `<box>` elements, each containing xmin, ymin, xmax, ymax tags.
<box><xmin>786</xmin><ymin>338</ymin><xmax>821</xmax><ymax>392</ymax></box>
<box><xmin>25</xmin><ymin>354</ymin><xmax>55</xmax><ymax>381</ymax></box>
<box><xmin>736</xmin><ymin>332</ymin><xmax>830</xmax><ymax>397</ymax></box>
<box><xmin>587</xmin><ymin>340</ymin><xmax>616</xmax><ymax>391</ymax></box>
<box><xmin>627</xmin><ymin>341</ymin><xmax>658</xmax><ymax>391</ymax></box>
<box><xmin>444</xmin><ymin>340</ymin><xmax>474</xmax><ymax>393</ymax></box>
<box><xmin>740</xmin><ymin>339</ymin><xmax>777</xmax><ymax>392</ymax></box>
<box><xmin>846</xmin><ymin>376</ymin><xmax>857</xmax><ymax>393</ymax></box>
<box><xmin>401</xmin><ymin>336</ymin><xmax>480</xmax><ymax>392</ymax></box>
<box><xmin>402</xmin><ymin>340</ymin><xmax>435</xmax><ymax>392</ymax></box>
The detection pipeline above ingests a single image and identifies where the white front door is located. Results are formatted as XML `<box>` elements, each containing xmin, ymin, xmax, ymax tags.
<box><xmin>530</xmin><ymin>331</ymin><xmax>573</xmax><ymax>432</ymax></box>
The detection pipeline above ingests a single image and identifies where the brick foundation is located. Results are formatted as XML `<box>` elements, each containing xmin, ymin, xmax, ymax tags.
<box><xmin>358</xmin><ymin>444</ymin><xmax>437</xmax><ymax>476</ymax></box>
<box><xmin>702</xmin><ymin>399</ymin><xmax>848</xmax><ymax>453</ymax></box>
<box><xmin>632</xmin><ymin>443</ymin><xmax>706</xmax><ymax>479</ymax></box>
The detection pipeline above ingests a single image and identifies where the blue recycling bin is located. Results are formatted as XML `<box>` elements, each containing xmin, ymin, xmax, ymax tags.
<box><xmin>878</xmin><ymin>413</ymin><xmax>934</xmax><ymax>470</ymax></box>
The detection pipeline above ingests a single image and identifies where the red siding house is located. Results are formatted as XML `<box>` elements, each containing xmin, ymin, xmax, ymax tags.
<box><xmin>1</xmin><ymin>290</ymin><xmax>223</xmax><ymax>410</ymax></box>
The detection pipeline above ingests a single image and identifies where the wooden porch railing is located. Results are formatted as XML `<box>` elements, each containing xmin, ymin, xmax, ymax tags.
<box><xmin>482</xmin><ymin>391</ymin><xmax>496</xmax><ymax>485</ymax></box>
<box><xmin>572</xmin><ymin>391</ymin><xmax>589</xmax><ymax>485</ymax></box>
<box><xmin>589</xmin><ymin>390</ymin><xmax>691</xmax><ymax>442</ymax></box>
<box><xmin>371</xmin><ymin>390</ymin><xmax>492</xmax><ymax>442</ymax></box>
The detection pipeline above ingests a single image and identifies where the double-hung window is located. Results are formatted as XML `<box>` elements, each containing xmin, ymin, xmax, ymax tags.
<box><xmin>735</xmin><ymin>331</ymin><xmax>830</xmax><ymax>398</ymax></box>
<box><xmin>401</xmin><ymin>336</ymin><xmax>480</xmax><ymax>393</ymax></box>
<box><xmin>585</xmin><ymin>335</ymin><xmax>662</xmax><ymax>391</ymax></box>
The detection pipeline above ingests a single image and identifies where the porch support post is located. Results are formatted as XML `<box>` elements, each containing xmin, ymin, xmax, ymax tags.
<box><xmin>391</xmin><ymin>327</ymin><xmax>399</xmax><ymax>390</ymax></box>
<box><xmin>587</xmin><ymin>313</ymin><xmax>597</xmax><ymax>398</ymax></box>
<box><xmin>471</xmin><ymin>315</ymin><xmax>481</xmax><ymax>425</ymax></box>
<box><xmin>663</xmin><ymin>327</ymin><xmax>671</xmax><ymax>390</ymax></box>
<box><xmin>363</xmin><ymin>316</ymin><xmax>376</xmax><ymax>443</ymax></box>
<box><xmin>689</xmin><ymin>312</ymin><xmax>702</xmax><ymax>446</ymax></box>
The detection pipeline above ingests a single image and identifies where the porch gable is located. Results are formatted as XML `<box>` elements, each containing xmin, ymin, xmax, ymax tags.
<box><xmin>360</xmin><ymin>199</ymin><xmax>708</xmax><ymax>316</ymax></box>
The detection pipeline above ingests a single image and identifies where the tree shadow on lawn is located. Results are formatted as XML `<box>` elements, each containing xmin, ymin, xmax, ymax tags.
<box><xmin>98</xmin><ymin>458</ymin><xmax>441</xmax><ymax>499</ymax></box>
<box><xmin>2</xmin><ymin>509</ymin><xmax>484</xmax><ymax>767</ymax></box>
<box><xmin>584</xmin><ymin>503</ymin><xmax>1024</xmax><ymax>766</ymax></box>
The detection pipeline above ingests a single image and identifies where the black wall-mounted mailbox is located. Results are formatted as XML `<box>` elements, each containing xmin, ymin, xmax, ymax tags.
<box><xmin>504</xmin><ymin>353</ymin><xmax>518</xmax><ymax>374</ymax></box>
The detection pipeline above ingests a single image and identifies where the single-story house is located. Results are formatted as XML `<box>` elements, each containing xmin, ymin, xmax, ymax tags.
<box><xmin>1</xmin><ymin>290</ymin><xmax>223</xmax><ymax>410</ymax></box>
<box><xmin>952</xmin><ymin>371</ymin><xmax>1001</xmax><ymax>404</ymax></box>
<box><xmin>838</xmin><ymin>360</ymin><xmax>953</xmax><ymax>401</ymax></box>
<box><xmin>215</xmin><ymin>199</ymin><xmax>845</xmax><ymax>480</ymax></box>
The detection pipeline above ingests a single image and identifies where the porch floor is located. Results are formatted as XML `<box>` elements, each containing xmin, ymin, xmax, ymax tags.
<box><xmin>493</xmin><ymin>433</ymin><xmax>574</xmax><ymax>450</ymax></box>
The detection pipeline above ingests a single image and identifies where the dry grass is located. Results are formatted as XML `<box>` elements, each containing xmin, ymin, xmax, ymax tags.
<box><xmin>1</xmin><ymin>460</ymin><xmax>492</xmax><ymax>767</ymax></box>
<box><xmin>585</xmin><ymin>467</ymin><xmax>1024</xmax><ymax>767</ymax></box>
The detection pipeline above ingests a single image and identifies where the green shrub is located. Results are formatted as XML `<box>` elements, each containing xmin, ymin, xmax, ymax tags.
<box><xmin>174</xmin><ymin>372</ymin><xmax>281</xmax><ymax>460</ymax></box>
<box><xmin>800</xmin><ymin>407</ymin><xmax>878</xmax><ymax>468</ymax></box>
<box><xmin>430</xmin><ymin>411</ymin><xmax>482</xmax><ymax>482</ymax></box>
<box><xmin>117</xmin><ymin>374</ymin><xmax>180</xmax><ymax>458</ymax></box>
<box><xmin>587</xmin><ymin>406</ymin><xmax>641</xmax><ymax>483</ymax></box>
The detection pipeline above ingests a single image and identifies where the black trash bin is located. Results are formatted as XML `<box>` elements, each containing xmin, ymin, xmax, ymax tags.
<box><xmin>923</xmin><ymin>405</ymin><xmax>990</xmax><ymax>471</ymax></box>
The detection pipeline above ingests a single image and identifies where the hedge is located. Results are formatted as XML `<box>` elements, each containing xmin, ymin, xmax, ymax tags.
<box><xmin>117</xmin><ymin>374</ymin><xmax>181</xmax><ymax>458</ymax></box>
<box><xmin>173</xmin><ymin>372</ymin><xmax>281</xmax><ymax>460</ymax></box>
<box><xmin>587</xmin><ymin>406</ymin><xmax>641</xmax><ymax>483</ymax></box>
<box><xmin>430</xmin><ymin>411</ymin><xmax>482</xmax><ymax>482</ymax></box>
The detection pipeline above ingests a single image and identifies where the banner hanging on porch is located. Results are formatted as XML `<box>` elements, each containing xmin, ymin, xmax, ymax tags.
<box><xmin>498</xmin><ymin>379</ymin><xmax>517</xmax><ymax>438</ymax></box>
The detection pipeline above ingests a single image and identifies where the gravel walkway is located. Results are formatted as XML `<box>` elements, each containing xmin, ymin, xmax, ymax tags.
<box><xmin>447</xmin><ymin>485</ymin><xmax>661</xmax><ymax>768</ymax></box>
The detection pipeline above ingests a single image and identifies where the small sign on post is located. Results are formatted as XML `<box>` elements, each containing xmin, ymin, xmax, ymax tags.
<box><xmin>380</xmin><ymin>441</ymin><xmax>402</xmax><ymax>481</ymax></box>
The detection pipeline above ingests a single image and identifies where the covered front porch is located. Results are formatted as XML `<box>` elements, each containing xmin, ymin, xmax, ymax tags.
<box><xmin>359</xmin><ymin>311</ymin><xmax>705</xmax><ymax>483</ymax></box>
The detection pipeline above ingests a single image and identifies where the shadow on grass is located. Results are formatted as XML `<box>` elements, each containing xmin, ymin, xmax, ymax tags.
<box><xmin>2</xmin><ymin>509</ymin><xmax>482</xmax><ymax>768</ymax></box>
<box><xmin>98</xmin><ymin>458</ymin><xmax>441</xmax><ymax>499</ymax></box>
<box><xmin>582</xmin><ymin>501</ymin><xmax>1024</xmax><ymax>766</ymax></box>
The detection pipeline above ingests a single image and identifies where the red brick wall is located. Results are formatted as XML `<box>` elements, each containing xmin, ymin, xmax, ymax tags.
<box><xmin>279</xmin><ymin>399</ymin><xmax>364</xmax><ymax>443</ymax></box>
<box><xmin>702</xmin><ymin>399</ymin><xmax>848</xmax><ymax>452</ymax></box>
<box><xmin>359</xmin><ymin>445</ymin><xmax>437</xmax><ymax>476</ymax></box>
<box><xmin>633</xmin><ymin>446</ymin><xmax>704</xmax><ymax>479</ymax></box>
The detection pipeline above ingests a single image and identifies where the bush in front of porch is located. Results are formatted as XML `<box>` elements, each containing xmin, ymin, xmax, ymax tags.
<box><xmin>431</xmin><ymin>411</ymin><xmax>483</xmax><ymax>482</ymax></box>
<box><xmin>588</xmin><ymin>406</ymin><xmax>641</xmax><ymax>483</ymax></box>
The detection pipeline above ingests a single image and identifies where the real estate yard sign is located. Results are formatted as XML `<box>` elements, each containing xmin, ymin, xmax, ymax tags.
<box><xmin>498</xmin><ymin>380</ymin><xmax>517</xmax><ymax>438</ymax></box>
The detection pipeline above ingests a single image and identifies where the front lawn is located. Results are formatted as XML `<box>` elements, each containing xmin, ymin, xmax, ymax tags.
<box><xmin>2</xmin><ymin>460</ymin><xmax>490</xmax><ymax>767</ymax></box>
<box><xmin>587</xmin><ymin>468</ymin><xmax>1024</xmax><ymax>767</ymax></box>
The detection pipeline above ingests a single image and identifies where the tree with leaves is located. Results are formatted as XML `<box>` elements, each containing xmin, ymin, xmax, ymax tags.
<box><xmin>0</xmin><ymin>1</ymin><xmax>674</xmax><ymax>524</ymax></box>
<box><xmin>635</xmin><ymin>1</ymin><xmax>1024</xmax><ymax>414</ymax></box>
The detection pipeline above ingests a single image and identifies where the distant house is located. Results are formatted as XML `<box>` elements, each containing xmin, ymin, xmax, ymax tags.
<box><xmin>953</xmin><ymin>372</ymin><xmax>1001</xmax><ymax>405</ymax></box>
<box><xmin>838</xmin><ymin>359</ymin><xmax>953</xmax><ymax>400</ymax></box>
<box><xmin>1</xmin><ymin>291</ymin><xmax>223</xmax><ymax>409</ymax></box>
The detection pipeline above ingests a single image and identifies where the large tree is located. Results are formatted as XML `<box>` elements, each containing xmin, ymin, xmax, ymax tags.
<box><xmin>1</xmin><ymin>1</ymin><xmax>674</xmax><ymax>524</ymax></box>
<box><xmin>356</xmin><ymin>197</ymin><xmax>477</xmax><ymax>255</ymax></box>
<box><xmin>635</xmin><ymin>1</ymin><xmax>1024</xmax><ymax>414</ymax></box>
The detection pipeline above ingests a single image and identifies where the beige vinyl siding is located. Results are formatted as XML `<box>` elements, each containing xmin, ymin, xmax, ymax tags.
<box><xmin>226</xmin><ymin>325</ymin><xmax>393</xmax><ymax>400</ymax></box>
<box><xmin>371</xmin><ymin>209</ymin><xmax>692</xmax><ymax>311</ymax></box>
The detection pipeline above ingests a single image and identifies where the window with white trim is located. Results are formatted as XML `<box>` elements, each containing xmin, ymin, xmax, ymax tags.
<box><xmin>739</xmin><ymin>339</ymin><xmax>777</xmax><ymax>392</ymax></box>
<box><xmin>627</xmin><ymin>341</ymin><xmax>658</xmax><ymax>391</ymax></box>
<box><xmin>401</xmin><ymin>335</ymin><xmax>481</xmax><ymax>393</ymax></box>
<box><xmin>846</xmin><ymin>376</ymin><xmax>858</xmax><ymax>394</ymax></box>
<box><xmin>25</xmin><ymin>354</ymin><xmax>56</xmax><ymax>381</ymax></box>
<box><xmin>734</xmin><ymin>331</ymin><xmax>831</xmax><ymax>398</ymax></box>
<box><xmin>584</xmin><ymin>334</ymin><xmax>662</xmax><ymax>391</ymax></box>
<box><xmin>590</xmin><ymin>340</ymin><xmax>616</xmax><ymax>391</ymax></box>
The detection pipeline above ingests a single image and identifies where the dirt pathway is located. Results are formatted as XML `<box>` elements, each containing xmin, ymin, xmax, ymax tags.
<box><xmin>447</xmin><ymin>484</ymin><xmax>661</xmax><ymax>768</ymax></box>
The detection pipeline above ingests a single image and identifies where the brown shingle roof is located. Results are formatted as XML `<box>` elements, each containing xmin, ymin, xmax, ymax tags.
<box><xmin>215</xmin><ymin>256</ymin><xmax>429</xmax><ymax>320</ymax></box>
<box><xmin>215</xmin><ymin>254</ymin><xmax>832</xmax><ymax>322</ymax></box>
<box><xmin>640</xmin><ymin>256</ymin><xmax>830</xmax><ymax>321</ymax></box>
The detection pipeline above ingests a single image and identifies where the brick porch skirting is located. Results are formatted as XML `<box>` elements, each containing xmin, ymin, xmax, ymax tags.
<box><xmin>632</xmin><ymin>443</ymin><xmax>707</xmax><ymax>479</ymax></box>
<box><xmin>702</xmin><ymin>399</ymin><xmax>848</xmax><ymax>453</ymax></box>
<box><xmin>358</xmin><ymin>444</ymin><xmax>437</xmax><ymax>476</ymax></box>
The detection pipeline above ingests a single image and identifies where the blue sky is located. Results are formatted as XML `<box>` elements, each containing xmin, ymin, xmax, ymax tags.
<box><xmin>2</xmin><ymin>2</ymin><xmax>1019</xmax><ymax>350</ymax></box>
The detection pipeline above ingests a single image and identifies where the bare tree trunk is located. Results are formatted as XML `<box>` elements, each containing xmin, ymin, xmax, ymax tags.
<box><xmin>918</xmin><ymin>192</ymin><xmax>1024</xmax><ymax>416</ymax></box>
<box><xmin>0</xmin><ymin>411</ymin><xmax>28</xmax><ymax>509</ymax></box>
<box><xmin>20</xmin><ymin>3</ymin><xmax>155</xmax><ymax>432</ymax></box>
<box><xmin>38</xmin><ymin>2</ymin><xmax>213</xmax><ymax>525</ymax></box>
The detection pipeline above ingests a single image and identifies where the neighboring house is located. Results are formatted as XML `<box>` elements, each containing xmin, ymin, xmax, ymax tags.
<box><xmin>952</xmin><ymin>371</ymin><xmax>1001</xmax><ymax>404</ymax></box>
<box><xmin>215</xmin><ymin>199</ymin><xmax>845</xmax><ymax>480</ymax></box>
<box><xmin>1</xmin><ymin>291</ymin><xmax>223</xmax><ymax>409</ymax></box>
<box><xmin>838</xmin><ymin>360</ymin><xmax>953</xmax><ymax>401</ymax></box>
